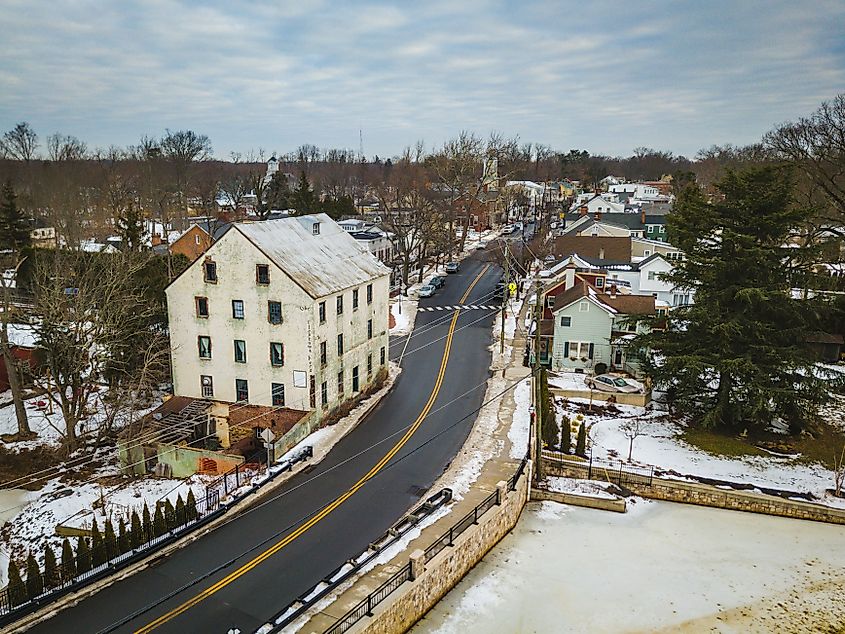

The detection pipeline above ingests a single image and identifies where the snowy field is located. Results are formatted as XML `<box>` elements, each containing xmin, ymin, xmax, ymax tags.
<box><xmin>413</xmin><ymin>500</ymin><xmax>845</xmax><ymax>634</ymax></box>
<box><xmin>557</xmin><ymin>397</ymin><xmax>845</xmax><ymax>507</ymax></box>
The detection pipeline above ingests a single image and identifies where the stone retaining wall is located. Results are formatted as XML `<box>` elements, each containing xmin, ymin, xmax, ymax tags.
<box><xmin>545</xmin><ymin>458</ymin><xmax>845</xmax><ymax>525</ymax></box>
<box><xmin>530</xmin><ymin>487</ymin><xmax>626</xmax><ymax>513</ymax></box>
<box><xmin>550</xmin><ymin>387</ymin><xmax>650</xmax><ymax>407</ymax></box>
<box><xmin>352</xmin><ymin>470</ymin><xmax>530</xmax><ymax>634</ymax></box>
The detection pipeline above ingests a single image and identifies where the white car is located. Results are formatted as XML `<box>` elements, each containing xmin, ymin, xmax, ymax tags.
<box><xmin>586</xmin><ymin>374</ymin><xmax>644</xmax><ymax>394</ymax></box>
<box><xmin>418</xmin><ymin>284</ymin><xmax>436</xmax><ymax>298</ymax></box>
<box><xmin>501</xmin><ymin>224</ymin><xmax>515</xmax><ymax>234</ymax></box>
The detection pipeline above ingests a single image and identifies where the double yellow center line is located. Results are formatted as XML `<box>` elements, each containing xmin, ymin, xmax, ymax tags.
<box><xmin>135</xmin><ymin>264</ymin><xmax>490</xmax><ymax>633</ymax></box>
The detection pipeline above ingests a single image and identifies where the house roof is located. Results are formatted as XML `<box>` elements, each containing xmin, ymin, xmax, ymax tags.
<box><xmin>562</xmin><ymin>212</ymin><xmax>666</xmax><ymax>232</ymax></box>
<box><xmin>551</xmin><ymin>280</ymin><xmax>655</xmax><ymax>316</ymax></box>
<box><xmin>554</xmin><ymin>236</ymin><xmax>631</xmax><ymax>263</ymax></box>
<box><xmin>805</xmin><ymin>331</ymin><xmax>844</xmax><ymax>345</ymax></box>
<box><xmin>234</xmin><ymin>214</ymin><xmax>390</xmax><ymax>298</ymax></box>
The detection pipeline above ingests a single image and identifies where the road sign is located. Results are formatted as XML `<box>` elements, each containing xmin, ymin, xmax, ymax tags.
<box><xmin>259</xmin><ymin>428</ymin><xmax>276</xmax><ymax>444</ymax></box>
<box><xmin>508</xmin><ymin>282</ymin><xmax>517</xmax><ymax>296</ymax></box>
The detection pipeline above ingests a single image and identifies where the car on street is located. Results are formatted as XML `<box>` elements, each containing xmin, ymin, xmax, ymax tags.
<box><xmin>418</xmin><ymin>284</ymin><xmax>436</xmax><ymax>297</ymax></box>
<box><xmin>586</xmin><ymin>374</ymin><xmax>644</xmax><ymax>394</ymax></box>
<box><xmin>475</xmin><ymin>241</ymin><xmax>488</xmax><ymax>250</ymax></box>
<box><xmin>445</xmin><ymin>261</ymin><xmax>460</xmax><ymax>273</ymax></box>
<box><xmin>501</xmin><ymin>224</ymin><xmax>515</xmax><ymax>234</ymax></box>
<box><xmin>428</xmin><ymin>275</ymin><xmax>446</xmax><ymax>289</ymax></box>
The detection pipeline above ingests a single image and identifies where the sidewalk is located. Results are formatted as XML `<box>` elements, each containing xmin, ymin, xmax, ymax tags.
<box><xmin>294</xmin><ymin>278</ymin><xmax>532</xmax><ymax>633</ymax></box>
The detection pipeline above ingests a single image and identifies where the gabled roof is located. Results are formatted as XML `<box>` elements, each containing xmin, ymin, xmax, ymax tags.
<box><xmin>234</xmin><ymin>214</ymin><xmax>390</xmax><ymax>298</ymax></box>
<box><xmin>552</xmin><ymin>281</ymin><xmax>655</xmax><ymax>316</ymax></box>
<box><xmin>554</xmin><ymin>235</ymin><xmax>631</xmax><ymax>263</ymax></box>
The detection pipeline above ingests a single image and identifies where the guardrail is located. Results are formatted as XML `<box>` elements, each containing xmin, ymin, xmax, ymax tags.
<box><xmin>323</xmin><ymin>453</ymin><xmax>530</xmax><ymax>634</ymax></box>
<box><xmin>0</xmin><ymin>446</ymin><xmax>314</xmax><ymax>626</ymax></box>
<box><xmin>263</xmin><ymin>488</ymin><xmax>453</xmax><ymax>633</ymax></box>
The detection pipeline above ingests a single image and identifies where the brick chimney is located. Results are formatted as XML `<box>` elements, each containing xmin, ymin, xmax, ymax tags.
<box><xmin>579</xmin><ymin>205</ymin><xmax>587</xmax><ymax>216</ymax></box>
<box><xmin>152</xmin><ymin>233</ymin><xmax>162</xmax><ymax>247</ymax></box>
<box><xmin>609</xmin><ymin>284</ymin><xmax>617</xmax><ymax>299</ymax></box>
<box><xmin>640</xmin><ymin>209</ymin><xmax>646</xmax><ymax>226</ymax></box>
<box><xmin>594</xmin><ymin>211</ymin><xmax>602</xmax><ymax>221</ymax></box>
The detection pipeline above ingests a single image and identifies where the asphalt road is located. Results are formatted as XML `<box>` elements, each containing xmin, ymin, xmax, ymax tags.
<box><xmin>28</xmin><ymin>255</ymin><xmax>501</xmax><ymax>634</ymax></box>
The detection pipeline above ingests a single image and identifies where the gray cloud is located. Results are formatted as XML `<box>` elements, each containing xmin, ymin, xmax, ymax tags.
<box><xmin>0</xmin><ymin>0</ymin><xmax>843</xmax><ymax>158</ymax></box>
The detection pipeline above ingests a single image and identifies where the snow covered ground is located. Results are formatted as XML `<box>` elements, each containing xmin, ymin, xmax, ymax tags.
<box><xmin>0</xmin><ymin>389</ymin><xmax>162</xmax><ymax>450</ymax></box>
<box><xmin>546</xmin><ymin>476</ymin><xmax>620</xmax><ymax>500</ymax></box>
<box><xmin>508</xmin><ymin>381</ymin><xmax>531</xmax><ymax>460</ymax></box>
<box><xmin>559</xmin><ymin>398</ymin><xmax>845</xmax><ymax>507</ymax></box>
<box><xmin>413</xmin><ymin>500</ymin><xmax>845</xmax><ymax>634</ymax></box>
<box><xmin>389</xmin><ymin>297</ymin><xmax>417</xmax><ymax>336</ymax></box>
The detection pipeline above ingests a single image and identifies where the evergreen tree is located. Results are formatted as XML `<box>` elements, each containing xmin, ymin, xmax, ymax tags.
<box><xmin>153</xmin><ymin>504</ymin><xmax>166</xmax><ymax>537</ymax></box>
<box><xmin>0</xmin><ymin>181</ymin><xmax>31</xmax><ymax>252</ymax></box>
<box><xmin>43</xmin><ymin>544</ymin><xmax>59</xmax><ymax>589</ymax></box>
<box><xmin>265</xmin><ymin>171</ymin><xmax>291</xmax><ymax>210</ymax></box>
<box><xmin>164</xmin><ymin>499</ymin><xmax>176</xmax><ymax>531</ymax></box>
<box><xmin>104</xmin><ymin>519</ymin><xmax>118</xmax><ymax>561</ymax></box>
<box><xmin>61</xmin><ymin>538</ymin><xmax>77</xmax><ymax>582</ymax></box>
<box><xmin>115</xmin><ymin>201</ymin><xmax>147</xmax><ymax>251</ymax></box>
<box><xmin>25</xmin><ymin>552</ymin><xmax>43</xmax><ymax>599</ymax></box>
<box><xmin>90</xmin><ymin>519</ymin><xmax>106</xmax><ymax>568</ymax></box>
<box><xmin>291</xmin><ymin>171</ymin><xmax>316</xmax><ymax>215</ymax></box>
<box><xmin>575</xmin><ymin>422</ymin><xmax>587</xmax><ymax>457</ymax></box>
<box><xmin>142</xmin><ymin>503</ymin><xmax>153</xmax><ymax>542</ymax></box>
<box><xmin>634</xmin><ymin>166</ymin><xmax>837</xmax><ymax>433</ymax></box>
<box><xmin>7</xmin><ymin>559</ymin><xmax>27</xmax><ymax>607</ymax></box>
<box><xmin>75</xmin><ymin>537</ymin><xmax>92</xmax><ymax>574</ymax></box>
<box><xmin>118</xmin><ymin>517</ymin><xmax>130</xmax><ymax>554</ymax></box>
<box><xmin>560</xmin><ymin>415</ymin><xmax>571</xmax><ymax>454</ymax></box>
<box><xmin>186</xmin><ymin>490</ymin><xmax>198</xmax><ymax>522</ymax></box>
<box><xmin>130</xmin><ymin>510</ymin><xmax>143</xmax><ymax>549</ymax></box>
<box><xmin>539</xmin><ymin>369</ymin><xmax>559</xmax><ymax>448</ymax></box>
<box><xmin>175</xmin><ymin>494</ymin><xmax>187</xmax><ymax>527</ymax></box>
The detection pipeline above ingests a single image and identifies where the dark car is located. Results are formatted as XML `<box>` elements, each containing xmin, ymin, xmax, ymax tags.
<box><xmin>445</xmin><ymin>261</ymin><xmax>460</xmax><ymax>274</ymax></box>
<box><xmin>428</xmin><ymin>275</ymin><xmax>446</xmax><ymax>289</ymax></box>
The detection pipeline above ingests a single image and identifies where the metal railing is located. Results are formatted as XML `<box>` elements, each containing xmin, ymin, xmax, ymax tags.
<box><xmin>325</xmin><ymin>564</ymin><xmax>412</xmax><ymax>634</ymax></box>
<box><xmin>0</xmin><ymin>446</ymin><xmax>315</xmax><ymax>624</ymax></box>
<box><xmin>323</xmin><ymin>454</ymin><xmax>531</xmax><ymax>633</ymax></box>
<box><xmin>542</xmin><ymin>450</ymin><xmax>654</xmax><ymax>487</ymax></box>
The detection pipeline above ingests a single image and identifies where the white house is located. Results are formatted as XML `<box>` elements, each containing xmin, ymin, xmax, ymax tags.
<box><xmin>570</xmin><ymin>194</ymin><xmax>625</xmax><ymax>215</ymax></box>
<box><xmin>609</xmin><ymin>183</ymin><xmax>661</xmax><ymax>200</ymax></box>
<box><xmin>605</xmin><ymin>253</ymin><xmax>693</xmax><ymax>308</ymax></box>
<box><xmin>166</xmin><ymin>214</ymin><xmax>391</xmax><ymax>412</ymax></box>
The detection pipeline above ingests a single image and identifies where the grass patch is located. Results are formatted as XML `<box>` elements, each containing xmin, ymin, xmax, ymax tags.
<box><xmin>791</xmin><ymin>421</ymin><xmax>845</xmax><ymax>471</ymax></box>
<box><xmin>681</xmin><ymin>427</ymin><xmax>768</xmax><ymax>458</ymax></box>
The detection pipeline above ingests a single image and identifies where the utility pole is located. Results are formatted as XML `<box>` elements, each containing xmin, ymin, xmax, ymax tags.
<box><xmin>533</xmin><ymin>279</ymin><xmax>544</xmax><ymax>481</ymax></box>
<box><xmin>500</xmin><ymin>244</ymin><xmax>509</xmax><ymax>354</ymax></box>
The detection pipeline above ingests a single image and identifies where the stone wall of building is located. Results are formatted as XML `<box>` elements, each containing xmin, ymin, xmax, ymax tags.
<box><xmin>530</xmin><ymin>486</ymin><xmax>626</xmax><ymax>513</ymax></box>
<box><xmin>545</xmin><ymin>458</ymin><xmax>845</xmax><ymax>525</ymax></box>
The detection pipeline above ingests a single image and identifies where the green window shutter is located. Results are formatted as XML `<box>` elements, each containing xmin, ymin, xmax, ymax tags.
<box><xmin>564</xmin><ymin>341</ymin><xmax>570</xmax><ymax>357</ymax></box>
<box><xmin>588</xmin><ymin>343</ymin><xmax>594</xmax><ymax>359</ymax></box>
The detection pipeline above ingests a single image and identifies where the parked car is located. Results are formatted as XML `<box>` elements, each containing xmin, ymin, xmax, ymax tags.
<box><xmin>445</xmin><ymin>261</ymin><xmax>460</xmax><ymax>273</ymax></box>
<box><xmin>586</xmin><ymin>374</ymin><xmax>643</xmax><ymax>394</ymax></box>
<box><xmin>475</xmin><ymin>241</ymin><xmax>488</xmax><ymax>250</ymax></box>
<box><xmin>418</xmin><ymin>284</ymin><xmax>436</xmax><ymax>298</ymax></box>
<box><xmin>428</xmin><ymin>275</ymin><xmax>446</xmax><ymax>289</ymax></box>
<box><xmin>501</xmin><ymin>224</ymin><xmax>515</xmax><ymax>234</ymax></box>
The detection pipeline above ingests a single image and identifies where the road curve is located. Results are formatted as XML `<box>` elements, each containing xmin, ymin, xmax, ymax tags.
<box><xmin>27</xmin><ymin>255</ymin><xmax>501</xmax><ymax>634</ymax></box>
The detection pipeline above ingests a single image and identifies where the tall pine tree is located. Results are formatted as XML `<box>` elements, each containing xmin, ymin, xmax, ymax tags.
<box><xmin>75</xmin><ymin>537</ymin><xmax>92</xmax><ymax>574</ymax></box>
<box><xmin>90</xmin><ymin>519</ymin><xmax>106</xmax><ymax>568</ymax></box>
<box><xmin>635</xmin><ymin>166</ymin><xmax>835</xmax><ymax>433</ymax></box>
<box><xmin>0</xmin><ymin>181</ymin><xmax>31</xmax><ymax>251</ymax></box>
<box><xmin>43</xmin><ymin>544</ymin><xmax>59</xmax><ymax>589</ymax></box>
<box><xmin>25</xmin><ymin>552</ymin><xmax>43</xmax><ymax>599</ymax></box>
<box><xmin>291</xmin><ymin>171</ymin><xmax>316</xmax><ymax>216</ymax></box>
<box><xmin>61</xmin><ymin>537</ymin><xmax>77</xmax><ymax>581</ymax></box>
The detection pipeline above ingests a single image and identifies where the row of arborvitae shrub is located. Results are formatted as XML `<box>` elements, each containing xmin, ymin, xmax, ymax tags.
<box><xmin>4</xmin><ymin>491</ymin><xmax>198</xmax><ymax>609</ymax></box>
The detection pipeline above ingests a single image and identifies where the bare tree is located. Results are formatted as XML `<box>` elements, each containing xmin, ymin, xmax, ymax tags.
<box><xmin>0</xmin><ymin>260</ymin><xmax>32</xmax><ymax>439</ymax></box>
<box><xmin>765</xmin><ymin>94</ymin><xmax>845</xmax><ymax>232</ymax></box>
<box><xmin>30</xmin><ymin>251</ymin><xmax>161</xmax><ymax>452</ymax></box>
<box><xmin>1</xmin><ymin>122</ymin><xmax>39</xmax><ymax>161</ymax></box>
<box><xmin>619</xmin><ymin>417</ymin><xmax>649</xmax><ymax>462</ymax></box>
<box><xmin>47</xmin><ymin>133</ymin><xmax>88</xmax><ymax>161</ymax></box>
<box><xmin>834</xmin><ymin>445</ymin><xmax>845</xmax><ymax>498</ymax></box>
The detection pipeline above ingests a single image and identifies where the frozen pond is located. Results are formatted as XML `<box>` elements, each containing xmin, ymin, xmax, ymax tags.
<box><xmin>412</xmin><ymin>499</ymin><xmax>845</xmax><ymax>633</ymax></box>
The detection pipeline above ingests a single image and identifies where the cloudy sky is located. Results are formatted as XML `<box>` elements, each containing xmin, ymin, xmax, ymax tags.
<box><xmin>1</xmin><ymin>0</ymin><xmax>843</xmax><ymax>160</ymax></box>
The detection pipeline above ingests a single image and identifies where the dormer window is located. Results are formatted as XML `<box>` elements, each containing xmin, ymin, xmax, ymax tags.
<box><xmin>312</xmin><ymin>222</ymin><xmax>321</xmax><ymax>235</ymax></box>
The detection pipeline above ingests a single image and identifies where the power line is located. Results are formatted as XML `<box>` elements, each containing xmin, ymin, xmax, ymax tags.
<box><xmin>94</xmin><ymin>370</ymin><xmax>535</xmax><ymax>634</ymax></box>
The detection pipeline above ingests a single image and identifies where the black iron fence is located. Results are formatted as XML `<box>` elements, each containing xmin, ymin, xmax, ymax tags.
<box><xmin>542</xmin><ymin>450</ymin><xmax>654</xmax><ymax>488</ymax></box>
<box><xmin>0</xmin><ymin>445</ymin><xmax>314</xmax><ymax>626</ymax></box>
<box><xmin>324</xmin><ymin>453</ymin><xmax>531</xmax><ymax>634</ymax></box>
<box><xmin>326</xmin><ymin>563</ymin><xmax>412</xmax><ymax>634</ymax></box>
